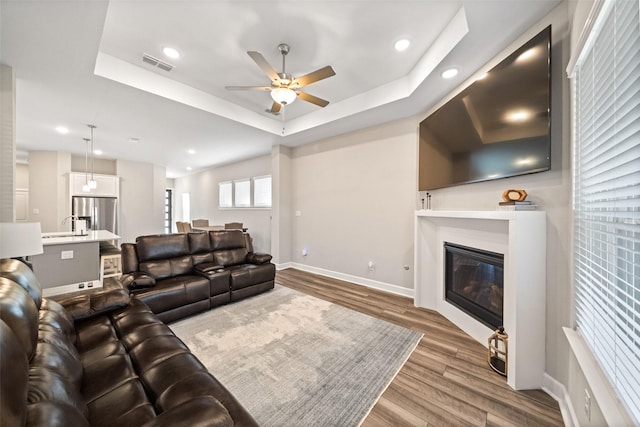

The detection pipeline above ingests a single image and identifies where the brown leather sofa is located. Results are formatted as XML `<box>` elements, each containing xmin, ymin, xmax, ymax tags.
<box><xmin>0</xmin><ymin>258</ymin><xmax>258</xmax><ymax>427</ymax></box>
<box><xmin>120</xmin><ymin>230</ymin><xmax>275</xmax><ymax>323</ymax></box>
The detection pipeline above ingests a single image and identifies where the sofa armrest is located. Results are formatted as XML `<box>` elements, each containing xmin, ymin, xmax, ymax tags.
<box><xmin>194</xmin><ymin>262</ymin><xmax>225</xmax><ymax>275</ymax></box>
<box><xmin>120</xmin><ymin>272</ymin><xmax>156</xmax><ymax>291</ymax></box>
<box><xmin>246</xmin><ymin>253</ymin><xmax>272</xmax><ymax>265</ymax></box>
<box><xmin>57</xmin><ymin>288</ymin><xmax>130</xmax><ymax>321</ymax></box>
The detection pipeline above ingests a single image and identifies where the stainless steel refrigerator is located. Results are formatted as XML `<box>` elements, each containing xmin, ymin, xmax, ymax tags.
<box><xmin>72</xmin><ymin>196</ymin><xmax>118</xmax><ymax>234</ymax></box>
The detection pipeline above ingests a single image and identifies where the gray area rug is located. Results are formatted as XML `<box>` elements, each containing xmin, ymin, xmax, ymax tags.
<box><xmin>170</xmin><ymin>285</ymin><xmax>422</xmax><ymax>426</ymax></box>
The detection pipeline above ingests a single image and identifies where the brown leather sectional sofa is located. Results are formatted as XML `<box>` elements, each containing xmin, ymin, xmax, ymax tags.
<box><xmin>0</xmin><ymin>258</ymin><xmax>258</xmax><ymax>426</ymax></box>
<box><xmin>120</xmin><ymin>230</ymin><xmax>276</xmax><ymax>323</ymax></box>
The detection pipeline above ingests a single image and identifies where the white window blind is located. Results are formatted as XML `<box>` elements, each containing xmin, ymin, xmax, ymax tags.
<box><xmin>219</xmin><ymin>182</ymin><xmax>232</xmax><ymax>208</ymax></box>
<box><xmin>234</xmin><ymin>179</ymin><xmax>251</xmax><ymax>207</ymax></box>
<box><xmin>572</xmin><ymin>0</ymin><xmax>640</xmax><ymax>423</ymax></box>
<box><xmin>253</xmin><ymin>175</ymin><xmax>272</xmax><ymax>207</ymax></box>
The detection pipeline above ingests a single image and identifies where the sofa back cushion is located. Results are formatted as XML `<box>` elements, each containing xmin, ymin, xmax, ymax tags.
<box><xmin>0</xmin><ymin>258</ymin><xmax>43</xmax><ymax>309</ymax></box>
<box><xmin>210</xmin><ymin>230</ymin><xmax>248</xmax><ymax>267</ymax></box>
<box><xmin>139</xmin><ymin>256</ymin><xmax>193</xmax><ymax>280</ymax></box>
<box><xmin>189</xmin><ymin>232</ymin><xmax>214</xmax><ymax>266</ymax></box>
<box><xmin>0</xmin><ymin>277</ymin><xmax>39</xmax><ymax>359</ymax></box>
<box><xmin>136</xmin><ymin>234</ymin><xmax>194</xmax><ymax>280</ymax></box>
<box><xmin>120</xmin><ymin>243</ymin><xmax>139</xmax><ymax>274</ymax></box>
<box><xmin>136</xmin><ymin>234</ymin><xmax>190</xmax><ymax>261</ymax></box>
<box><xmin>0</xmin><ymin>319</ymin><xmax>29</xmax><ymax>426</ymax></box>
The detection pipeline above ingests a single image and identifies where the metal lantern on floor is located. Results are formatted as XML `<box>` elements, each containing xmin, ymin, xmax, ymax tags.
<box><xmin>488</xmin><ymin>326</ymin><xmax>508</xmax><ymax>376</ymax></box>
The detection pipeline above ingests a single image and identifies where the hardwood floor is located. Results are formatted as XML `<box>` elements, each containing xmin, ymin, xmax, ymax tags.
<box><xmin>276</xmin><ymin>268</ymin><xmax>564</xmax><ymax>427</ymax></box>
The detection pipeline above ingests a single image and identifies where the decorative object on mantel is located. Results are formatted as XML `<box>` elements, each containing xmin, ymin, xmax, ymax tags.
<box><xmin>499</xmin><ymin>189</ymin><xmax>536</xmax><ymax>210</ymax></box>
<box><xmin>502</xmin><ymin>189</ymin><xmax>528</xmax><ymax>202</ymax></box>
<box><xmin>421</xmin><ymin>192</ymin><xmax>432</xmax><ymax>210</ymax></box>
<box><xmin>488</xmin><ymin>326</ymin><xmax>508</xmax><ymax>377</ymax></box>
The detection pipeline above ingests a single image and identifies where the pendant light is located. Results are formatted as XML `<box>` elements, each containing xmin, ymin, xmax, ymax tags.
<box><xmin>82</xmin><ymin>137</ymin><xmax>91</xmax><ymax>193</ymax></box>
<box><xmin>87</xmin><ymin>124</ymin><xmax>97</xmax><ymax>189</ymax></box>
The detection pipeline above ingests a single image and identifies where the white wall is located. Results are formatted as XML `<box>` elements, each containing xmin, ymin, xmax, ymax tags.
<box><xmin>289</xmin><ymin>118</ymin><xmax>418</xmax><ymax>291</ymax></box>
<box><xmin>174</xmin><ymin>155</ymin><xmax>272</xmax><ymax>253</ymax></box>
<box><xmin>28</xmin><ymin>151</ymin><xmax>72</xmax><ymax>232</ymax></box>
<box><xmin>116</xmin><ymin>159</ymin><xmax>166</xmax><ymax>243</ymax></box>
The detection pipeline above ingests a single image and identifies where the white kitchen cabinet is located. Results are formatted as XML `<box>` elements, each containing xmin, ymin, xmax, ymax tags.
<box><xmin>70</xmin><ymin>173</ymin><xmax>119</xmax><ymax>197</ymax></box>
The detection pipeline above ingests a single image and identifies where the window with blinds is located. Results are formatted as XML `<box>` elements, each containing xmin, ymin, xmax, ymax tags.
<box><xmin>571</xmin><ymin>0</ymin><xmax>640</xmax><ymax>422</ymax></box>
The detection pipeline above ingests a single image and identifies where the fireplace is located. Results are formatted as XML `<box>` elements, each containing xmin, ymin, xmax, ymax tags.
<box><xmin>444</xmin><ymin>242</ymin><xmax>504</xmax><ymax>329</ymax></box>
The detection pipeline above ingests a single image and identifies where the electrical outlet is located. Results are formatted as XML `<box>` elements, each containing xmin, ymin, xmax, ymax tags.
<box><xmin>584</xmin><ymin>388</ymin><xmax>591</xmax><ymax>421</ymax></box>
<box><xmin>368</xmin><ymin>261</ymin><xmax>375</xmax><ymax>271</ymax></box>
<box><xmin>61</xmin><ymin>250</ymin><xmax>74</xmax><ymax>259</ymax></box>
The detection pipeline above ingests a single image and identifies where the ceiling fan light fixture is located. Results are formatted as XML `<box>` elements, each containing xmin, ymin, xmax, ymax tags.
<box><xmin>271</xmin><ymin>87</ymin><xmax>297</xmax><ymax>105</ymax></box>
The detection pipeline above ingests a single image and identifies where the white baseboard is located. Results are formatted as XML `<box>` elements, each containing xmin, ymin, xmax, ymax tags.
<box><xmin>542</xmin><ymin>373</ymin><xmax>578</xmax><ymax>427</ymax></box>
<box><xmin>276</xmin><ymin>262</ymin><xmax>414</xmax><ymax>299</ymax></box>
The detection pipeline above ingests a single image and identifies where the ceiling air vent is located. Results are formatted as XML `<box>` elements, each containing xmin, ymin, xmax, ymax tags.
<box><xmin>142</xmin><ymin>53</ymin><xmax>174</xmax><ymax>72</ymax></box>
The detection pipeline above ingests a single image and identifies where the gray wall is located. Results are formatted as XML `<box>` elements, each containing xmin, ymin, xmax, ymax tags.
<box><xmin>288</xmin><ymin>118</ymin><xmax>418</xmax><ymax>291</ymax></box>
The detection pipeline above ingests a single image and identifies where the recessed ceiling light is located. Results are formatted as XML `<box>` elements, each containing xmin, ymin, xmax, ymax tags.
<box><xmin>128</xmin><ymin>137</ymin><xmax>140</xmax><ymax>143</ymax></box>
<box><xmin>394</xmin><ymin>39</ymin><xmax>410</xmax><ymax>52</ymax></box>
<box><xmin>93</xmin><ymin>149</ymin><xmax>103</xmax><ymax>155</ymax></box>
<box><xmin>55</xmin><ymin>126</ymin><xmax>69</xmax><ymax>134</ymax></box>
<box><xmin>441</xmin><ymin>68</ymin><xmax>459</xmax><ymax>79</ymax></box>
<box><xmin>187</xmin><ymin>149</ymin><xmax>196</xmax><ymax>155</ymax></box>
<box><xmin>186</xmin><ymin>166</ymin><xmax>192</xmax><ymax>171</ymax></box>
<box><xmin>163</xmin><ymin>47</ymin><xmax>180</xmax><ymax>59</ymax></box>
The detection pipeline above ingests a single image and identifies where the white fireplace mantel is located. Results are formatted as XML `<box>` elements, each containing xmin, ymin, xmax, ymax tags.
<box><xmin>414</xmin><ymin>209</ymin><xmax>546</xmax><ymax>390</ymax></box>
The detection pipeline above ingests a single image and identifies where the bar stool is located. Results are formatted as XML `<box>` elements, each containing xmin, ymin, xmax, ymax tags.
<box><xmin>99</xmin><ymin>242</ymin><xmax>122</xmax><ymax>286</ymax></box>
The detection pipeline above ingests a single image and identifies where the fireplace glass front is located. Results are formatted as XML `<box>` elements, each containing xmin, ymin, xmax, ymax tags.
<box><xmin>444</xmin><ymin>242</ymin><xmax>504</xmax><ymax>329</ymax></box>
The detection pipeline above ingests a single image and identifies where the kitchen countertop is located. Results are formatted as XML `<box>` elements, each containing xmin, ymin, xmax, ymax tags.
<box><xmin>41</xmin><ymin>230</ymin><xmax>120</xmax><ymax>246</ymax></box>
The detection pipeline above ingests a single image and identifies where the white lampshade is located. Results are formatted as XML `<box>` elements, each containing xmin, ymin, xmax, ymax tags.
<box><xmin>88</xmin><ymin>179</ymin><xmax>97</xmax><ymax>189</ymax></box>
<box><xmin>271</xmin><ymin>87</ymin><xmax>297</xmax><ymax>105</ymax></box>
<box><xmin>0</xmin><ymin>222</ymin><xmax>43</xmax><ymax>258</ymax></box>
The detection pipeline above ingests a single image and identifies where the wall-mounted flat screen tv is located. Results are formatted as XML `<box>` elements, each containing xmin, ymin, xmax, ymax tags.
<box><xmin>419</xmin><ymin>25</ymin><xmax>551</xmax><ymax>191</ymax></box>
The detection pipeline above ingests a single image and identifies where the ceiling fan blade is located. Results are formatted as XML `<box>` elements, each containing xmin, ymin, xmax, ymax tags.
<box><xmin>298</xmin><ymin>91</ymin><xmax>330</xmax><ymax>108</ymax></box>
<box><xmin>225</xmin><ymin>85</ymin><xmax>271</xmax><ymax>91</ymax></box>
<box><xmin>270</xmin><ymin>102</ymin><xmax>282</xmax><ymax>114</ymax></box>
<box><xmin>293</xmin><ymin>66</ymin><xmax>336</xmax><ymax>87</ymax></box>
<box><xmin>247</xmin><ymin>51</ymin><xmax>280</xmax><ymax>81</ymax></box>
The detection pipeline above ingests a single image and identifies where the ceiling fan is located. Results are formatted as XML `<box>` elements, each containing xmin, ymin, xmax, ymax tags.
<box><xmin>225</xmin><ymin>43</ymin><xmax>336</xmax><ymax>114</ymax></box>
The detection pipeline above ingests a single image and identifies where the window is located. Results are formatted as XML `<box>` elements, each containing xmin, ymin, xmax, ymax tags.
<box><xmin>253</xmin><ymin>175</ymin><xmax>272</xmax><ymax>207</ymax></box>
<box><xmin>234</xmin><ymin>179</ymin><xmax>251</xmax><ymax>207</ymax></box>
<box><xmin>218</xmin><ymin>176</ymin><xmax>272</xmax><ymax>208</ymax></box>
<box><xmin>570</xmin><ymin>0</ymin><xmax>640</xmax><ymax>422</ymax></box>
<box><xmin>219</xmin><ymin>182</ymin><xmax>232</xmax><ymax>208</ymax></box>
<box><xmin>164</xmin><ymin>188</ymin><xmax>172</xmax><ymax>234</ymax></box>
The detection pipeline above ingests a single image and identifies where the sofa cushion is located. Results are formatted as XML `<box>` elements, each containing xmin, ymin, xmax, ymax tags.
<box><xmin>0</xmin><ymin>319</ymin><xmax>29</xmax><ymax>427</ymax></box>
<box><xmin>0</xmin><ymin>278</ymin><xmax>40</xmax><ymax>359</ymax></box>
<box><xmin>140</xmin><ymin>255</ymin><xmax>194</xmax><ymax>280</ymax></box>
<box><xmin>213</xmin><ymin>248</ymin><xmax>249</xmax><ymax>267</ymax></box>
<box><xmin>227</xmin><ymin>263</ymin><xmax>276</xmax><ymax>290</ymax></box>
<box><xmin>60</xmin><ymin>289</ymin><xmax>131</xmax><ymax>321</ymax></box>
<box><xmin>28</xmin><ymin>367</ymin><xmax>87</xmax><ymax>417</ymax></box>
<box><xmin>133</xmin><ymin>275</ymin><xmax>209</xmax><ymax>315</ymax></box>
<box><xmin>27</xmin><ymin>401</ymin><xmax>91</xmax><ymax>427</ymax></box>
<box><xmin>0</xmin><ymin>258</ymin><xmax>42</xmax><ymax>309</ymax></box>
<box><xmin>189</xmin><ymin>232</ymin><xmax>211</xmax><ymax>254</ymax></box>
<box><xmin>210</xmin><ymin>230</ymin><xmax>245</xmax><ymax>250</ymax></box>
<box><xmin>136</xmin><ymin>234</ymin><xmax>190</xmax><ymax>262</ymax></box>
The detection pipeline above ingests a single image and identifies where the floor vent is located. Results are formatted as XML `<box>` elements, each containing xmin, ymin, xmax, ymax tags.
<box><xmin>142</xmin><ymin>53</ymin><xmax>174</xmax><ymax>72</ymax></box>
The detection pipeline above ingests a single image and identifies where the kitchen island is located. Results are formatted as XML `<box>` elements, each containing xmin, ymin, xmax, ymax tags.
<box><xmin>31</xmin><ymin>230</ymin><xmax>120</xmax><ymax>296</ymax></box>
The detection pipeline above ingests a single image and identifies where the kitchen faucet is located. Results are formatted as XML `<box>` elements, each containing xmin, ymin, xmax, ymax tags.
<box><xmin>62</xmin><ymin>215</ymin><xmax>77</xmax><ymax>225</ymax></box>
